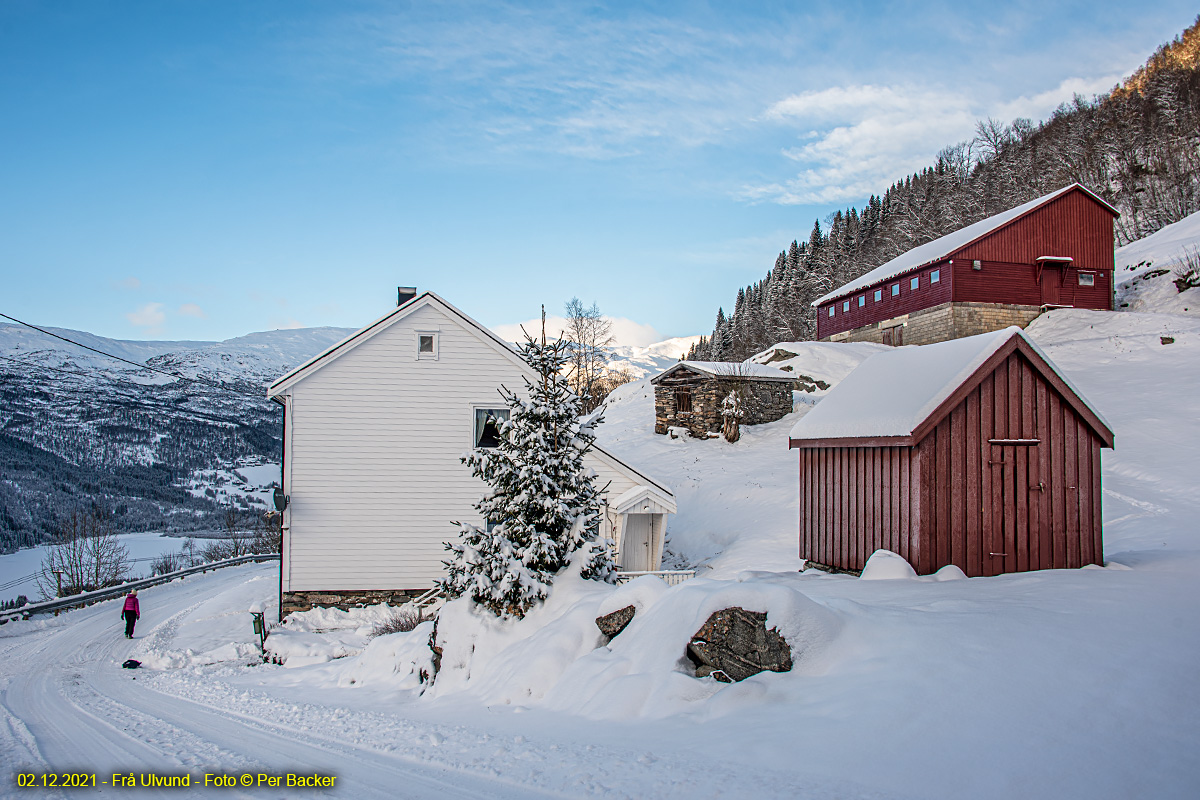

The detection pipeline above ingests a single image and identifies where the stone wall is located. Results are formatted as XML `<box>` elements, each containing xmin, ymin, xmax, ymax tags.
<box><xmin>281</xmin><ymin>588</ymin><xmax>432</xmax><ymax>617</ymax></box>
<box><xmin>743</xmin><ymin>382</ymin><xmax>794</xmax><ymax>425</ymax></box>
<box><xmin>824</xmin><ymin>302</ymin><xmax>1044</xmax><ymax>346</ymax></box>
<box><xmin>655</xmin><ymin>375</ymin><xmax>793</xmax><ymax>436</ymax></box>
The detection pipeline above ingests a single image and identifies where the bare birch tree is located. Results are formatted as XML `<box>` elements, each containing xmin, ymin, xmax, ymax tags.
<box><xmin>37</xmin><ymin>508</ymin><xmax>129</xmax><ymax>598</ymax></box>
<box><xmin>564</xmin><ymin>298</ymin><xmax>616</xmax><ymax>412</ymax></box>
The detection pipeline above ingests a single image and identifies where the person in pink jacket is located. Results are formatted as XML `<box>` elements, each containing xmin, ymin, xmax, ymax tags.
<box><xmin>121</xmin><ymin>590</ymin><xmax>140</xmax><ymax>639</ymax></box>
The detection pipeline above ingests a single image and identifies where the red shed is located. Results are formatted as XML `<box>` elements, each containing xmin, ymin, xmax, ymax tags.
<box><xmin>788</xmin><ymin>327</ymin><xmax>1114</xmax><ymax>577</ymax></box>
<box><xmin>815</xmin><ymin>184</ymin><xmax>1118</xmax><ymax>346</ymax></box>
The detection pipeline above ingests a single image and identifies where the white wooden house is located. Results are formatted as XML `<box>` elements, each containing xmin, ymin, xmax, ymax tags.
<box><xmin>268</xmin><ymin>292</ymin><xmax>676</xmax><ymax>615</ymax></box>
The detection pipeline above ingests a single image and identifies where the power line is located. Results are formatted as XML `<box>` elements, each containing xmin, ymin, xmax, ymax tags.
<box><xmin>0</xmin><ymin>312</ymin><xmax>267</xmax><ymax>400</ymax></box>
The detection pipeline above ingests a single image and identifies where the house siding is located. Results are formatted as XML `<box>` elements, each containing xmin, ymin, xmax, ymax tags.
<box><xmin>280</xmin><ymin>300</ymin><xmax>654</xmax><ymax>598</ymax></box>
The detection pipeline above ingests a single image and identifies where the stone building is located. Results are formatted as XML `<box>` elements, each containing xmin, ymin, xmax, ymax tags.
<box><xmin>651</xmin><ymin>361</ymin><xmax>795</xmax><ymax>437</ymax></box>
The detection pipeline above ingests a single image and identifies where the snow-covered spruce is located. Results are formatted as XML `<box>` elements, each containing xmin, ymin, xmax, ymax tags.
<box><xmin>440</xmin><ymin>326</ymin><xmax>614</xmax><ymax>618</ymax></box>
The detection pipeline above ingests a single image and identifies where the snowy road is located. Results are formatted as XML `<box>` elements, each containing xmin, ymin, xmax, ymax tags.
<box><xmin>0</xmin><ymin>565</ymin><xmax>553</xmax><ymax>800</ymax></box>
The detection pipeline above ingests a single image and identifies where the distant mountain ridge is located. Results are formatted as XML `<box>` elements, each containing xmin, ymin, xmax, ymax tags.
<box><xmin>0</xmin><ymin>321</ymin><xmax>695</xmax><ymax>551</ymax></box>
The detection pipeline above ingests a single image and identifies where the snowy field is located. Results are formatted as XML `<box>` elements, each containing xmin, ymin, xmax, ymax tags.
<box><xmin>2</xmin><ymin>304</ymin><xmax>1199</xmax><ymax>795</ymax></box>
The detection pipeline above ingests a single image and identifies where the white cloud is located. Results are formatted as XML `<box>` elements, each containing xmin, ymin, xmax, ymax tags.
<box><xmin>744</xmin><ymin>84</ymin><xmax>978</xmax><ymax>205</ymax></box>
<box><xmin>744</xmin><ymin>72</ymin><xmax>1130</xmax><ymax>206</ymax></box>
<box><xmin>178</xmin><ymin>303</ymin><xmax>206</xmax><ymax>318</ymax></box>
<box><xmin>270</xmin><ymin>318</ymin><xmax>305</xmax><ymax>330</ymax></box>
<box><xmin>991</xmin><ymin>73</ymin><xmax>1125</xmax><ymax>124</ymax></box>
<box><xmin>126</xmin><ymin>302</ymin><xmax>166</xmax><ymax>330</ymax></box>
<box><xmin>492</xmin><ymin>316</ymin><xmax>663</xmax><ymax>348</ymax></box>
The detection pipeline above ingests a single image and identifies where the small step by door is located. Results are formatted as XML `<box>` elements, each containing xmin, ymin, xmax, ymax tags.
<box><xmin>619</xmin><ymin>514</ymin><xmax>653</xmax><ymax>572</ymax></box>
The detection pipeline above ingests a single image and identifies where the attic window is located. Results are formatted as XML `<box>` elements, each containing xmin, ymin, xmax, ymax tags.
<box><xmin>675</xmin><ymin>387</ymin><xmax>693</xmax><ymax>413</ymax></box>
<box><xmin>891</xmin><ymin>284</ymin><xmax>900</xmax><ymax>297</ymax></box>
<box><xmin>416</xmin><ymin>332</ymin><xmax>438</xmax><ymax>360</ymax></box>
<box><xmin>474</xmin><ymin>408</ymin><xmax>509</xmax><ymax>448</ymax></box>
<box><xmin>874</xmin><ymin>289</ymin><xmax>882</xmax><ymax>302</ymax></box>
<box><xmin>1078</xmin><ymin>272</ymin><xmax>1095</xmax><ymax>287</ymax></box>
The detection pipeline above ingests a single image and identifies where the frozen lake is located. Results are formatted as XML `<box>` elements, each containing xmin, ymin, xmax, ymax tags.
<box><xmin>0</xmin><ymin>532</ymin><xmax>205</xmax><ymax>603</ymax></box>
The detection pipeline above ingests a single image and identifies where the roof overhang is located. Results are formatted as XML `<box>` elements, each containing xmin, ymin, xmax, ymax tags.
<box><xmin>651</xmin><ymin>362</ymin><xmax>793</xmax><ymax>385</ymax></box>
<box><xmin>611</xmin><ymin>484</ymin><xmax>678</xmax><ymax>515</ymax></box>
<box><xmin>267</xmin><ymin>291</ymin><xmax>531</xmax><ymax>397</ymax></box>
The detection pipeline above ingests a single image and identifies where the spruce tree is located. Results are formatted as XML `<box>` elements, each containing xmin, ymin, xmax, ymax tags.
<box><xmin>441</xmin><ymin>313</ymin><xmax>614</xmax><ymax>618</ymax></box>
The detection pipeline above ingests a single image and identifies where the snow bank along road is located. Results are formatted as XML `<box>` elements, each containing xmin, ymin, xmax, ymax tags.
<box><xmin>0</xmin><ymin>564</ymin><xmax>886</xmax><ymax>800</ymax></box>
<box><xmin>0</xmin><ymin>565</ymin><xmax>558</xmax><ymax>800</ymax></box>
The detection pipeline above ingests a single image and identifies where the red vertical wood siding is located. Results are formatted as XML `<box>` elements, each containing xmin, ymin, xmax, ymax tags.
<box><xmin>817</xmin><ymin>265</ymin><xmax>952</xmax><ymax>339</ymax></box>
<box><xmin>816</xmin><ymin>187</ymin><xmax>1116</xmax><ymax>338</ymax></box>
<box><xmin>796</xmin><ymin>351</ymin><xmax>1106</xmax><ymax>576</ymax></box>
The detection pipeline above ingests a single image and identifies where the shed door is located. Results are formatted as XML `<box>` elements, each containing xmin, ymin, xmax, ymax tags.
<box><xmin>1040</xmin><ymin>264</ymin><xmax>1065</xmax><ymax>305</ymax></box>
<box><xmin>620</xmin><ymin>514</ymin><xmax>653</xmax><ymax>572</ymax></box>
<box><xmin>987</xmin><ymin>440</ymin><xmax>1041</xmax><ymax>576</ymax></box>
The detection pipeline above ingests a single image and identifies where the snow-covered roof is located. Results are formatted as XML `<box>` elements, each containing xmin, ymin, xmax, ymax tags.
<box><xmin>814</xmin><ymin>184</ymin><xmax>1118</xmax><ymax>306</ymax></box>
<box><xmin>651</xmin><ymin>360</ymin><xmax>795</xmax><ymax>384</ymax></box>
<box><xmin>788</xmin><ymin>327</ymin><xmax>1112</xmax><ymax>444</ymax></box>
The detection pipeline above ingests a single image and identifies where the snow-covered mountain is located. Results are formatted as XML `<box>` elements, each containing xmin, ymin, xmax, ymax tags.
<box><xmin>0</xmin><ymin>324</ymin><xmax>357</xmax><ymax>550</ymax></box>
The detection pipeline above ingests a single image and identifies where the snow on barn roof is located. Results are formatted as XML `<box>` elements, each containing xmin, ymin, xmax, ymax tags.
<box><xmin>813</xmin><ymin>184</ymin><xmax>1118</xmax><ymax>306</ymax></box>
<box><xmin>651</xmin><ymin>360</ymin><xmax>795</xmax><ymax>383</ymax></box>
<box><xmin>787</xmin><ymin>327</ymin><xmax>1113</xmax><ymax>444</ymax></box>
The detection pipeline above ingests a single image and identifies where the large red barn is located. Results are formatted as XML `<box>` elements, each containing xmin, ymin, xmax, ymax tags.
<box><xmin>815</xmin><ymin>184</ymin><xmax>1118</xmax><ymax>346</ymax></box>
<box><xmin>788</xmin><ymin>328</ymin><xmax>1114</xmax><ymax>577</ymax></box>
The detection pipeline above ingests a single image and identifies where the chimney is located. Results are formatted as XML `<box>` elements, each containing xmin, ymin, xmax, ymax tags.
<box><xmin>397</xmin><ymin>287</ymin><xmax>417</xmax><ymax>307</ymax></box>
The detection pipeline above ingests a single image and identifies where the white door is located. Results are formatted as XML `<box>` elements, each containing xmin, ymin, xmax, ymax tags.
<box><xmin>620</xmin><ymin>514</ymin><xmax>653</xmax><ymax>571</ymax></box>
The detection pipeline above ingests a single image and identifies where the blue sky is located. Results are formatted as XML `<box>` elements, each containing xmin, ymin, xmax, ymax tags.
<box><xmin>2</xmin><ymin>1</ymin><xmax>1195</xmax><ymax>345</ymax></box>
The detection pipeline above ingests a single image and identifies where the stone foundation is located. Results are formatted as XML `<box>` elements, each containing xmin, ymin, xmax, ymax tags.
<box><xmin>281</xmin><ymin>588</ymin><xmax>433</xmax><ymax>617</ymax></box>
<box><xmin>825</xmin><ymin>302</ymin><xmax>1044</xmax><ymax>346</ymax></box>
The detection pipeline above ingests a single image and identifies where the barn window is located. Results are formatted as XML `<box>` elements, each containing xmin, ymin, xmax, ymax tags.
<box><xmin>891</xmin><ymin>284</ymin><xmax>900</xmax><ymax>296</ymax></box>
<box><xmin>843</xmin><ymin>300</ymin><xmax>850</xmax><ymax>312</ymax></box>
<box><xmin>474</xmin><ymin>408</ymin><xmax>509</xmax><ymax>448</ymax></box>
<box><xmin>829</xmin><ymin>307</ymin><xmax>835</xmax><ymax>317</ymax></box>
<box><xmin>910</xmin><ymin>276</ymin><xmax>920</xmax><ymax>290</ymax></box>
<box><xmin>1078</xmin><ymin>272</ymin><xmax>1095</xmax><ymax>286</ymax></box>
<box><xmin>931</xmin><ymin>269</ymin><xmax>940</xmax><ymax>283</ymax></box>
<box><xmin>858</xmin><ymin>296</ymin><xmax>865</xmax><ymax>307</ymax></box>
<box><xmin>874</xmin><ymin>289</ymin><xmax>882</xmax><ymax>302</ymax></box>
<box><xmin>675</xmin><ymin>387</ymin><xmax>693</xmax><ymax>413</ymax></box>
<box><xmin>416</xmin><ymin>331</ymin><xmax>439</xmax><ymax>360</ymax></box>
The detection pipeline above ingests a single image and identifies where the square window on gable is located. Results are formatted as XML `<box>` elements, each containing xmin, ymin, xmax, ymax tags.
<box><xmin>416</xmin><ymin>331</ymin><xmax>439</xmax><ymax>360</ymax></box>
<box><xmin>874</xmin><ymin>289</ymin><xmax>882</xmax><ymax>302</ymax></box>
<box><xmin>858</xmin><ymin>296</ymin><xmax>865</xmax><ymax>307</ymax></box>
<box><xmin>931</xmin><ymin>269</ymin><xmax>940</xmax><ymax>283</ymax></box>
<box><xmin>910</xmin><ymin>276</ymin><xmax>920</xmax><ymax>290</ymax></box>
<box><xmin>891</xmin><ymin>284</ymin><xmax>900</xmax><ymax>296</ymax></box>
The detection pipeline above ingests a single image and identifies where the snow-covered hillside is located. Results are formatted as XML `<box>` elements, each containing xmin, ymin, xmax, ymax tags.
<box><xmin>2</xmin><ymin>309</ymin><xmax>1198</xmax><ymax>798</ymax></box>
<box><xmin>1115</xmin><ymin>209</ymin><xmax>1200</xmax><ymax>316</ymax></box>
